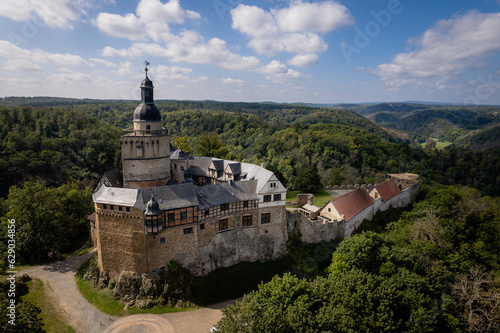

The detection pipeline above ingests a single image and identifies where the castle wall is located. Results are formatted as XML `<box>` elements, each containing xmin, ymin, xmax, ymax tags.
<box><xmin>288</xmin><ymin>211</ymin><xmax>344</xmax><ymax>243</ymax></box>
<box><xmin>294</xmin><ymin>183</ymin><xmax>420</xmax><ymax>243</ymax></box>
<box><xmin>95</xmin><ymin>204</ymin><xmax>148</xmax><ymax>278</ymax></box>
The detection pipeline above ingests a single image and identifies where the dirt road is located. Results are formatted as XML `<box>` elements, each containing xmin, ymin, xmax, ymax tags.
<box><xmin>21</xmin><ymin>250</ymin><xmax>225</xmax><ymax>333</ymax></box>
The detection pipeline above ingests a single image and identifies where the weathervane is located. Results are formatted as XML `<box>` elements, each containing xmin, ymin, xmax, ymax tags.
<box><xmin>144</xmin><ymin>60</ymin><xmax>150</xmax><ymax>74</ymax></box>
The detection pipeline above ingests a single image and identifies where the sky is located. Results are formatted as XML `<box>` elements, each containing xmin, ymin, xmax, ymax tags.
<box><xmin>0</xmin><ymin>0</ymin><xmax>500</xmax><ymax>104</ymax></box>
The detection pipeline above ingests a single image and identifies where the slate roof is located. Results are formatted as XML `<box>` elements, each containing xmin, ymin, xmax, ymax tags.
<box><xmin>226</xmin><ymin>162</ymin><xmax>241</xmax><ymax>175</ymax></box>
<box><xmin>374</xmin><ymin>179</ymin><xmax>402</xmax><ymax>202</ymax></box>
<box><xmin>94</xmin><ymin>179</ymin><xmax>259</xmax><ymax>212</ymax></box>
<box><xmin>330</xmin><ymin>187</ymin><xmax>374</xmax><ymax>222</ymax></box>
<box><xmin>104</xmin><ymin>169</ymin><xmax>123</xmax><ymax>188</ymax></box>
<box><xmin>210</xmin><ymin>159</ymin><xmax>224</xmax><ymax>171</ymax></box>
<box><xmin>196</xmin><ymin>181</ymin><xmax>258</xmax><ymax>210</ymax></box>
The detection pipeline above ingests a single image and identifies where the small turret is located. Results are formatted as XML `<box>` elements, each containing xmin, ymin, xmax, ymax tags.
<box><xmin>144</xmin><ymin>195</ymin><xmax>163</xmax><ymax>235</ymax></box>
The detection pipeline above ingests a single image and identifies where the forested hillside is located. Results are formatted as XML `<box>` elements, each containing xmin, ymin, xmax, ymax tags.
<box><xmin>217</xmin><ymin>184</ymin><xmax>500</xmax><ymax>332</ymax></box>
<box><xmin>341</xmin><ymin>102</ymin><xmax>500</xmax><ymax>147</ymax></box>
<box><xmin>0</xmin><ymin>106</ymin><xmax>121</xmax><ymax>198</ymax></box>
<box><xmin>0</xmin><ymin>98</ymin><xmax>499</xmax><ymax>332</ymax></box>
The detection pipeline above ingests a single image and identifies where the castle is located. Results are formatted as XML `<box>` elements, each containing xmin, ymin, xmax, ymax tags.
<box><xmin>90</xmin><ymin>66</ymin><xmax>288</xmax><ymax>278</ymax></box>
<box><xmin>90</xmin><ymin>65</ymin><xmax>419</xmax><ymax>279</ymax></box>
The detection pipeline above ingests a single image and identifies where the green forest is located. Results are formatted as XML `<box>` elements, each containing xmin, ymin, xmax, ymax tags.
<box><xmin>0</xmin><ymin>97</ymin><xmax>499</xmax><ymax>331</ymax></box>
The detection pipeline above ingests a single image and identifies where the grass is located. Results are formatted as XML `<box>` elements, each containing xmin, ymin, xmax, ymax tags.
<box><xmin>75</xmin><ymin>258</ymin><xmax>189</xmax><ymax>316</ymax></box>
<box><xmin>420</xmin><ymin>137</ymin><xmax>452</xmax><ymax>149</ymax></box>
<box><xmin>286</xmin><ymin>190</ymin><xmax>333</xmax><ymax>208</ymax></box>
<box><xmin>0</xmin><ymin>264</ymin><xmax>33</xmax><ymax>283</ymax></box>
<box><xmin>22</xmin><ymin>279</ymin><xmax>75</xmax><ymax>333</ymax></box>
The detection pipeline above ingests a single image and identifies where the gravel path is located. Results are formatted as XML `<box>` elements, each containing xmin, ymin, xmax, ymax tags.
<box><xmin>21</xmin><ymin>250</ymin><xmax>226</xmax><ymax>333</ymax></box>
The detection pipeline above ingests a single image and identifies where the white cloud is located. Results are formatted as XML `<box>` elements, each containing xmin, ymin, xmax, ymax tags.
<box><xmin>94</xmin><ymin>0</ymin><xmax>200</xmax><ymax>42</ymax></box>
<box><xmin>2</xmin><ymin>59</ymin><xmax>43</xmax><ymax>72</ymax></box>
<box><xmin>89</xmin><ymin>58</ymin><xmax>117</xmax><ymax>67</ymax></box>
<box><xmin>95</xmin><ymin>13</ymin><xmax>146</xmax><ymax>40</ymax></box>
<box><xmin>0</xmin><ymin>0</ymin><xmax>82</xmax><ymax>29</ymax></box>
<box><xmin>287</xmin><ymin>53</ymin><xmax>319</xmax><ymax>67</ymax></box>
<box><xmin>261</xmin><ymin>60</ymin><xmax>288</xmax><ymax>74</ymax></box>
<box><xmin>114</xmin><ymin>61</ymin><xmax>135</xmax><ymax>76</ymax></box>
<box><xmin>0</xmin><ymin>40</ymin><xmax>88</xmax><ymax>67</ymax></box>
<box><xmin>266</xmin><ymin>68</ymin><xmax>306</xmax><ymax>83</ymax></box>
<box><xmin>273</xmin><ymin>1</ymin><xmax>353</xmax><ymax>33</ymax></box>
<box><xmin>222</xmin><ymin>78</ymin><xmax>245</xmax><ymax>86</ymax></box>
<box><xmin>231</xmin><ymin>2</ymin><xmax>352</xmax><ymax>64</ymax></box>
<box><xmin>155</xmin><ymin>65</ymin><xmax>192</xmax><ymax>80</ymax></box>
<box><xmin>369</xmin><ymin>11</ymin><xmax>500</xmax><ymax>91</ymax></box>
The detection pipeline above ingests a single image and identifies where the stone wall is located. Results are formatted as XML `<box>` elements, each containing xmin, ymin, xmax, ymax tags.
<box><xmin>95</xmin><ymin>204</ymin><xmax>148</xmax><ymax>278</ymax></box>
<box><xmin>292</xmin><ymin>183</ymin><xmax>419</xmax><ymax>243</ymax></box>
<box><xmin>288</xmin><ymin>211</ymin><xmax>344</xmax><ymax>243</ymax></box>
<box><xmin>98</xmin><ymin>203</ymin><xmax>288</xmax><ymax>278</ymax></box>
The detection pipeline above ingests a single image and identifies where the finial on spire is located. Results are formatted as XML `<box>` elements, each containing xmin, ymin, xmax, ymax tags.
<box><xmin>144</xmin><ymin>60</ymin><xmax>150</xmax><ymax>74</ymax></box>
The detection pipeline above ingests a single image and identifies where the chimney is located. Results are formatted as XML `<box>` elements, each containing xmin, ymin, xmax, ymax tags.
<box><xmin>261</xmin><ymin>163</ymin><xmax>266</xmax><ymax>169</ymax></box>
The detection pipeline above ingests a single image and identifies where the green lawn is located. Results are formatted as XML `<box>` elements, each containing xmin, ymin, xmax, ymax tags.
<box><xmin>286</xmin><ymin>190</ymin><xmax>333</xmax><ymax>208</ymax></box>
<box><xmin>420</xmin><ymin>138</ymin><xmax>452</xmax><ymax>149</ymax></box>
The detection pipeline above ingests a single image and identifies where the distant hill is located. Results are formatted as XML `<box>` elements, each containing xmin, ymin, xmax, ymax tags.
<box><xmin>336</xmin><ymin>103</ymin><xmax>500</xmax><ymax>146</ymax></box>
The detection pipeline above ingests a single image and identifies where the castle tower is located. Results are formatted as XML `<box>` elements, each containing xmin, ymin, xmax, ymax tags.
<box><xmin>121</xmin><ymin>62</ymin><xmax>171</xmax><ymax>188</ymax></box>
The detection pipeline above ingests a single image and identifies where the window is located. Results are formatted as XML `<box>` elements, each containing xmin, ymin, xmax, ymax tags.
<box><xmin>145</xmin><ymin>217</ymin><xmax>162</xmax><ymax>235</ymax></box>
<box><xmin>118</xmin><ymin>206</ymin><xmax>123</xmax><ymax>212</ymax></box>
<box><xmin>109</xmin><ymin>205</ymin><xmax>114</xmax><ymax>211</ymax></box>
<box><xmin>263</xmin><ymin>195</ymin><xmax>272</xmax><ymax>202</ymax></box>
<box><xmin>181</xmin><ymin>211</ymin><xmax>187</xmax><ymax>221</ymax></box>
<box><xmin>328</xmin><ymin>208</ymin><xmax>331</xmax><ymax>212</ymax></box>
<box><xmin>174</xmin><ymin>164</ymin><xmax>177</xmax><ymax>170</ymax></box>
<box><xmin>270</xmin><ymin>182</ymin><xmax>276</xmax><ymax>188</ymax></box>
<box><xmin>219</xmin><ymin>218</ymin><xmax>228</xmax><ymax>231</ymax></box>
<box><xmin>160</xmin><ymin>237</ymin><xmax>165</xmax><ymax>244</ymax></box>
<box><xmin>273</xmin><ymin>194</ymin><xmax>282</xmax><ymax>201</ymax></box>
<box><xmin>200</xmin><ymin>223</ymin><xmax>205</xmax><ymax>230</ymax></box>
<box><xmin>181</xmin><ymin>166</ymin><xmax>184</xmax><ymax>171</ymax></box>
<box><xmin>126</xmin><ymin>207</ymin><xmax>130</xmax><ymax>213</ymax></box>
<box><xmin>168</xmin><ymin>213</ymin><xmax>175</xmax><ymax>224</ymax></box>
<box><xmin>102</xmin><ymin>204</ymin><xmax>107</xmax><ymax>210</ymax></box>
<box><xmin>242</xmin><ymin>215</ymin><xmax>252</xmax><ymax>227</ymax></box>
<box><xmin>205</xmin><ymin>209</ymin><xmax>210</xmax><ymax>217</ymax></box>
<box><xmin>220</xmin><ymin>203</ymin><xmax>229</xmax><ymax>212</ymax></box>
<box><xmin>261</xmin><ymin>213</ymin><xmax>271</xmax><ymax>224</ymax></box>
<box><xmin>183</xmin><ymin>227</ymin><xmax>193</xmax><ymax>234</ymax></box>
<box><xmin>243</xmin><ymin>201</ymin><xmax>249</xmax><ymax>208</ymax></box>
<box><xmin>146</xmin><ymin>125</ymin><xmax>151</xmax><ymax>131</ymax></box>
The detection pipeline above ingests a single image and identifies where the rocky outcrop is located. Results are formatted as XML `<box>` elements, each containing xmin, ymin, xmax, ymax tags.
<box><xmin>83</xmin><ymin>257</ymin><xmax>196</xmax><ymax>309</ymax></box>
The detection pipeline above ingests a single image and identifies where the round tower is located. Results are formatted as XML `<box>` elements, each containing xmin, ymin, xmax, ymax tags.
<box><xmin>121</xmin><ymin>62</ymin><xmax>171</xmax><ymax>188</ymax></box>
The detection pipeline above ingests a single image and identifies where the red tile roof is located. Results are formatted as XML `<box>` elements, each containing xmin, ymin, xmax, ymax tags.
<box><xmin>330</xmin><ymin>188</ymin><xmax>374</xmax><ymax>222</ymax></box>
<box><xmin>375</xmin><ymin>179</ymin><xmax>402</xmax><ymax>202</ymax></box>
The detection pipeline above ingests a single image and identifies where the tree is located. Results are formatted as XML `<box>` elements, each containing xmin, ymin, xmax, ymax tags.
<box><xmin>174</xmin><ymin>136</ymin><xmax>192</xmax><ymax>154</ymax></box>
<box><xmin>451</xmin><ymin>266</ymin><xmax>500</xmax><ymax>332</ymax></box>
<box><xmin>1</xmin><ymin>182</ymin><xmax>92</xmax><ymax>265</ymax></box>
<box><xmin>293</xmin><ymin>166</ymin><xmax>322</xmax><ymax>193</ymax></box>
<box><xmin>196</xmin><ymin>132</ymin><xmax>229</xmax><ymax>159</ymax></box>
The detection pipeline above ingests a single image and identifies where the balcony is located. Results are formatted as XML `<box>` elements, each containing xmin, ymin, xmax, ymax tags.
<box><xmin>122</xmin><ymin>128</ymin><xmax>169</xmax><ymax>137</ymax></box>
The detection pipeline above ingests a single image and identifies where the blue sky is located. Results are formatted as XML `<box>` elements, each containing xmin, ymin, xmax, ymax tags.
<box><xmin>1</xmin><ymin>0</ymin><xmax>500</xmax><ymax>104</ymax></box>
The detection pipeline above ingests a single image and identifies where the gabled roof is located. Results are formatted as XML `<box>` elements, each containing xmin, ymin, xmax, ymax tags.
<box><xmin>209</xmin><ymin>159</ymin><xmax>224</xmax><ymax>171</ymax></box>
<box><xmin>225</xmin><ymin>162</ymin><xmax>241</xmax><ymax>175</ymax></box>
<box><xmin>374</xmin><ymin>179</ymin><xmax>402</xmax><ymax>202</ymax></box>
<box><xmin>330</xmin><ymin>188</ymin><xmax>374</xmax><ymax>222</ymax></box>
<box><xmin>104</xmin><ymin>169</ymin><xmax>123</xmax><ymax>188</ymax></box>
